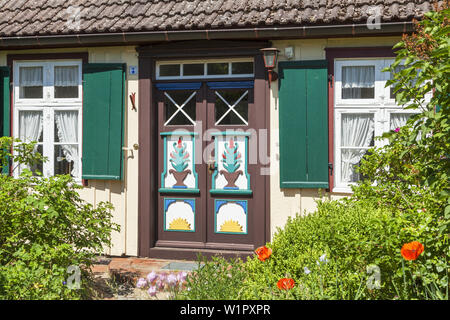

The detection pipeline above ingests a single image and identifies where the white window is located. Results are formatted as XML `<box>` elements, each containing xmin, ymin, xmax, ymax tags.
<box><xmin>13</xmin><ymin>60</ymin><xmax>82</xmax><ymax>180</ymax></box>
<box><xmin>156</xmin><ymin>58</ymin><xmax>254</xmax><ymax>80</ymax></box>
<box><xmin>334</xmin><ymin>58</ymin><xmax>420</xmax><ymax>192</ymax></box>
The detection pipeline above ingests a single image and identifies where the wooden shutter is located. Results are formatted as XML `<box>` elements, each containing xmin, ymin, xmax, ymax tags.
<box><xmin>278</xmin><ymin>60</ymin><xmax>329</xmax><ymax>188</ymax></box>
<box><xmin>82</xmin><ymin>63</ymin><xmax>125</xmax><ymax>180</ymax></box>
<box><xmin>0</xmin><ymin>66</ymin><xmax>10</xmax><ymax>175</ymax></box>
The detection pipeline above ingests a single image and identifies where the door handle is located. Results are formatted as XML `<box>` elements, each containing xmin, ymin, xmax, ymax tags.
<box><xmin>208</xmin><ymin>158</ymin><xmax>216</xmax><ymax>174</ymax></box>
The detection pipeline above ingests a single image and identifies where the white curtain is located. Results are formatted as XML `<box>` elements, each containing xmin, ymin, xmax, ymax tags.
<box><xmin>19</xmin><ymin>111</ymin><xmax>43</xmax><ymax>143</ymax></box>
<box><xmin>390</xmin><ymin>113</ymin><xmax>412</xmax><ymax>131</ymax></box>
<box><xmin>342</xmin><ymin>66</ymin><xmax>375</xmax><ymax>88</ymax></box>
<box><xmin>341</xmin><ymin>114</ymin><xmax>374</xmax><ymax>183</ymax></box>
<box><xmin>55</xmin><ymin>111</ymin><xmax>79</xmax><ymax>177</ymax></box>
<box><xmin>19</xmin><ymin>67</ymin><xmax>43</xmax><ymax>87</ymax></box>
<box><xmin>54</xmin><ymin>66</ymin><xmax>78</xmax><ymax>87</ymax></box>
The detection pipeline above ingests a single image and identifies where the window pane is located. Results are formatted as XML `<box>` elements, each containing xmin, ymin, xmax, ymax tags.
<box><xmin>54</xmin><ymin>110</ymin><xmax>79</xmax><ymax>143</ymax></box>
<box><xmin>390</xmin><ymin>113</ymin><xmax>413</xmax><ymax>131</ymax></box>
<box><xmin>164</xmin><ymin>91</ymin><xmax>196</xmax><ymax>125</ymax></box>
<box><xmin>183</xmin><ymin>64</ymin><xmax>204</xmax><ymax>76</ymax></box>
<box><xmin>207</xmin><ymin>63</ymin><xmax>229</xmax><ymax>75</ymax></box>
<box><xmin>54</xmin><ymin>66</ymin><xmax>79</xmax><ymax>98</ymax></box>
<box><xmin>232</xmin><ymin>62</ymin><xmax>253</xmax><ymax>75</ymax></box>
<box><xmin>215</xmin><ymin>89</ymin><xmax>248</xmax><ymax>125</ymax></box>
<box><xmin>54</xmin><ymin>144</ymin><xmax>78</xmax><ymax>177</ymax></box>
<box><xmin>340</xmin><ymin>114</ymin><xmax>374</xmax><ymax>184</ymax></box>
<box><xmin>19</xmin><ymin>66</ymin><xmax>43</xmax><ymax>99</ymax></box>
<box><xmin>160</xmin><ymin>64</ymin><xmax>180</xmax><ymax>77</ymax></box>
<box><xmin>19</xmin><ymin>110</ymin><xmax>43</xmax><ymax>143</ymax></box>
<box><xmin>342</xmin><ymin>66</ymin><xmax>375</xmax><ymax>99</ymax></box>
<box><xmin>19</xmin><ymin>144</ymin><xmax>43</xmax><ymax>177</ymax></box>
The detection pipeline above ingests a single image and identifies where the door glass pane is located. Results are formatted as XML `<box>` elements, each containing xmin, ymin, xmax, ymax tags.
<box><xmin>340</xmin><ymin>114</ymin><xmax>374</xmax><ymax>183</ymax></box>
<box><xmin>215</xmin><ymin>89</ymin><xmax>248</xmax><ymax>125</ymax></box>
<box><xmin>342</xmin><ymin>66</ymin><xmax>375</xmax><ymax>99</ymax></box>
<box><xmin>232</xmin><ymin>62</ymin><xmax>253</xmax><ymax>75</ymax></box>
<box><xmin>160</xmin><ymin>64</ymin><xmax>180</xmax><ymax>77</ymax></box>
<box><xmin>19</xmin><ymin>66</ymin><xmax>43</xmax><ymax>99</ymax></box>
<box><xmin>164</xmin><ymin>91</ymin><xmax>196</xmax><ymax>126</ymax></box>
<box><xmin>54</xmin><ymin>66</ymin><xmax>79</xmax><ymax>98</ymax></box>
<box><xmin>207</xmin><ymin>63</ymin><xmax>229</xmax><ymax>75</ymax></box>
<box><xmin>183</xmin><ymin>64</ymin><xmax>204</xmax><ymax>76</ymax></box>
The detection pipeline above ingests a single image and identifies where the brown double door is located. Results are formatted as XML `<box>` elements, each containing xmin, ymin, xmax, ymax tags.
<box><xmin>155</xmin><ymin>80</ymin><xmax>267</xmax><ymax>253</ymax></box>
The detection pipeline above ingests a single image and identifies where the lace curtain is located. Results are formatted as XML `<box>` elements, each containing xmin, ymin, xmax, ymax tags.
<box><xmin>342</xmin><ymin>66</ymin><xmax>375</xmax><ymax>99</ymax></box>
<box><xmin>55</xmin><ymin>111</ymin><xmax>79</xmax><ymax>177</ymax></box>
<box><xmin>19</xmin><ymin>111</ymin><xmax>43</xmax><ymax>142</ymax></box>
<box><xmin>54</xmin><ymin>66</ymin><xmax>78</xmax><ymax>87</ymax></box>
<box><xmin>19</xmin><ymin>67</ymin><xmax>43</xmax><ymax>87</ymax></box>
<box><xmin>341</xmin><ymin>114</ymin><xmax>375</xmax><ymax>183</ymax></box>
<box><xmin>390</xmin><ymin>113</ymin><xmax>412</xmax><ymax>131</ymax></box>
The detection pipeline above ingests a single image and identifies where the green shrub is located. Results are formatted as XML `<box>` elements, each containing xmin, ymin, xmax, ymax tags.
<box><xmin>0</xmin><ymin>137</ymin><xmax>120</xmax><ymax>299</ymax></box>
<box><xmin>240</xmin><ymin>199</ymin><xmax>448</xmax><ymax>300</ymax></box>
<box><xmin>174</xmin><ymin>254</ymin><xmax>247</xmax><ymax>300</ymax></box>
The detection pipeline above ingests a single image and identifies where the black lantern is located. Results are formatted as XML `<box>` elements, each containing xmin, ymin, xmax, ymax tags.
<box><xmin>260</xmin><ymin>47</ymin><xmax>280</xmax><ymax>85</ymax></box>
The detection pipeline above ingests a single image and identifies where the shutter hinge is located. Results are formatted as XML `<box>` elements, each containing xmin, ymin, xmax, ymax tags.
<box><xmin>328</xmin><ymin>162</ymin><xmax>333</xmax><ymax>176</ymax></box>
<box><xmin>328</xmin><ymin>74</ymin><xmax>333</xmax><ymax>87</ymax></box>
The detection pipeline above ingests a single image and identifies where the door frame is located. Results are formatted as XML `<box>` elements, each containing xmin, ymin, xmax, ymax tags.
<box><xmin>137</xmin><ymin>40</ymin><xmax>271</xmax><ymax>259</ymax></box>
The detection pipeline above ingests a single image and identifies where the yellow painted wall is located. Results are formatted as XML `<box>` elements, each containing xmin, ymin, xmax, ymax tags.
<box><xmin>0</xmin><ymin>46</ymin><xmax>139</xmax><ymax>256</ymax></box>
<box><xmin>268</xmin><ymin>36</ymin><xmax>401</xmax><ymax>237</ymax></box>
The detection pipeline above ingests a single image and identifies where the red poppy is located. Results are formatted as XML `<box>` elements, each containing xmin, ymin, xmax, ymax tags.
<box><xmin>277</xmin><ymin>278</ymin><xmax>295</xmax><ymax>290</ymax></box>
<box><xmin>401</xmin><ymin>241</ymin><xmax>424</xmax><ymax>261</ymax></box>
<box><xmin>255</xmin><ymin>246</ymin><xmax>272</xmax><ymax>262</ymax></box>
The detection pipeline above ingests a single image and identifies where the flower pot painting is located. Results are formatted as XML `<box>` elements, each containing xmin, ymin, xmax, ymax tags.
<box><xmin>169</xmin><ymin>138</ymin><xmax>191</xmax><ymax>188</ymax></box>
<box><xmin>219</xmin><ymin>138</ymin><xmax>243</xmax><ymax>189</ymax></box>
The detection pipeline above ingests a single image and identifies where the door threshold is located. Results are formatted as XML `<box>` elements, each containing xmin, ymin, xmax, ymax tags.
<box><xmin>148</xmin><ymin>246</ymin><xmax>254</xmax><ymax>261</ymax></box>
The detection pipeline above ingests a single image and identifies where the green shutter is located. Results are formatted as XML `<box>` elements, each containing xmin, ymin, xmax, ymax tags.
<box><xmin>1</xmin><ymin>66</ymin><xmax>10</xmax><ymax>175</ymax></box>
<box><xmin>278</xmin><ymin>60</ymin><xmax>329</xmax><ymax>188</ymax></box>
<box><xmin>82</xmin><ymin>63</ymin><xmax>125</xmax><ymax>180</ymax></box>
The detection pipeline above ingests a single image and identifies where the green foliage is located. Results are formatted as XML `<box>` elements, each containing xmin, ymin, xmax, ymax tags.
<box><xmin>0</xmin><ymin>137</ymin><xmax>120</xmax><ymax>299</ymax></box>
<box><xmin>174</xmin><ymin>254</ymin><xmax>247</xmax><ymax>300</ymax></box>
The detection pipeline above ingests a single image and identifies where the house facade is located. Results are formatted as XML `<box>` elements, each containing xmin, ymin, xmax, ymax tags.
<box><xmin>0</xmin><ymin>0</ymin><xmax>432</xmax><ymax>259</ymax></box>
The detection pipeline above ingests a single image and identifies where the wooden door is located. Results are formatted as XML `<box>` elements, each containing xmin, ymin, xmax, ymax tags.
<box><xmin>156</xmin><ymin>80</ymin><xmax>266</xmax><ymax>252</ymax></box>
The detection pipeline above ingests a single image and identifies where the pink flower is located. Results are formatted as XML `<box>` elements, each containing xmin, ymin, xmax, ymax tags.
<box><xmin>147</xmin><ymin>286</ymin><xmax>157</xmax><ymax>297</ymax></box>
<box><xmin>167</xmin><ymin>273</ymin><xmax>178</xmax><ymax>286</ymax></box>
<box><xmin>394</xmin><ymin>127</ymin><xmax>400</xmax><ymax>132</ymax></box>
<box><xmin>146</xmin><ymin>271</ymin><xmax>158</xmax><ymax>283</ymax></box>
<box><xmin>177</xmin><ymin>271</ymin><xmax>188</xmax><ymax>283</ymax></box>
<box><xmin>136</xmin><ymin>278</ymin><xmax>147</xmax><ymax>288</ymax></box>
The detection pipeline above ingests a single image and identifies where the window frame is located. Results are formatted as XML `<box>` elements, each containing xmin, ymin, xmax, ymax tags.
<box><xmin>12</xmin><ymin>60</ymin><xmax>83</xmax><ymax>181</ymax></box>
<box><xmin>333</xmin><ymin>57</ymin><xmax>420</xmax><ymax>193</ymax></box>
<box><xmin>155</xmin><ymin>58</ymin><xmax>254</xmax><ymax>80</ymax></box>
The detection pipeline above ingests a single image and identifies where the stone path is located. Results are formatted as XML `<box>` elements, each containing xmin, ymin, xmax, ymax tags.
<box><xmin>90</xmin><ymin>256</ymin><xmax>198</xmax><ymax>300</ymax></box>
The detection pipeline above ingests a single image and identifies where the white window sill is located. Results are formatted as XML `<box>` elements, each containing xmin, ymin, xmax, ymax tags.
<box><xmin>332</xmin><ymin>187</ymin><xmax>354</xmax><ymax>194</ymax></box>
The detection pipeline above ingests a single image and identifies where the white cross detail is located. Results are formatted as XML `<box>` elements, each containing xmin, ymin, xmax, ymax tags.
<box><xmin>164</xmin><ymin>91</ymin><xmax>197</xmax><ymax>126</ymax></box>
<box><xmin>215</xmin><ymin>90</ymin><xmax>248</xmax><ymax>126</ymax></box>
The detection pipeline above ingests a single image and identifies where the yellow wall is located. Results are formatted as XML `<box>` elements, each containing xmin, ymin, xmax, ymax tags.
<box><xmin>0</xmin><ymin>46</ymin><xmax>140</xmax><ymax>256</ymax></box>
<box><xmin>268</xmin><ymin>36</ymin><xmax>401</xmax><ymax>237</ymax></box>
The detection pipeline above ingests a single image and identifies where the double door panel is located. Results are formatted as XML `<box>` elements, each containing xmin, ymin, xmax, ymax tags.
<box><xmin>156</xmin><ymin>81</ymin><xmax>265</xmax><ymax>250</ymax></box>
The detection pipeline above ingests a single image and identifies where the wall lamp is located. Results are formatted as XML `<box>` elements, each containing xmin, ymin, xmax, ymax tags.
<box><xmin>260</xmin><ymin>47</ymin><xmax>280</xmax><ymax>87</ymax></box>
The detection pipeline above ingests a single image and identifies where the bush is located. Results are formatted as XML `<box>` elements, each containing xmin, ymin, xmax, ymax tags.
<box><xmin>0</xmin><ymin>137</ymin><xmax>120</xmax><ymax>299</ymax></box>
<box><xmin>241</xmin><ymin>199</ymin><xmax>448</xmax><ymax>299</ymax></box>
<box><xmin>174</xmin><ymin>254</ymin><xmax>247</xmax><ymax>300</ymax></box>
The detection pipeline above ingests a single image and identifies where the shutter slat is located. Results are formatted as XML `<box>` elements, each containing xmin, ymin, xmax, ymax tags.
<box><xmin>278</xmin><ymin>60</ymin><xmax>329</xmax><ymax>189</ymax></box>
<box><xmin>82</xmin><ymin>63</ymin><xmax>125</xmax><ymax>180</ymax></box>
